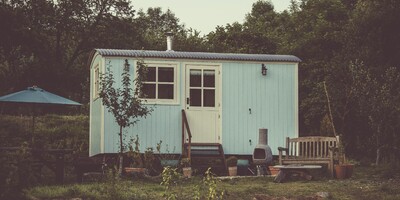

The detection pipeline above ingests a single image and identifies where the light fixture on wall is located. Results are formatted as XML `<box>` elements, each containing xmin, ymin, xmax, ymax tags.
<box><xmin>261</xmin><ymin>64</ymin><xmax>267</xmax><ymax>76</ymax></box>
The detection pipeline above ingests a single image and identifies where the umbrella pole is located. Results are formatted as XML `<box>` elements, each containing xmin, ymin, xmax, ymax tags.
<box><xmin>32</xmin><ymin>108</ymin><xmax>35</xmax><ymax>146</ymax></box>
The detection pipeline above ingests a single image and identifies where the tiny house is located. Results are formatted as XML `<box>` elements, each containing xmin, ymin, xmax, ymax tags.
<box><xmin>88</xmin><ymin>48</ymin><xmax>301</xmax><ymax>157</ymax></box>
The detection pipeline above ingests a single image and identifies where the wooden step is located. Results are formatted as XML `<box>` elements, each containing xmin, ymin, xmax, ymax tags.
<box><xmin>190</xmin><ymin>143</ymin><xmax>221</xmax><ymax>146</ymax></box>
<box><xmin>183</xmin><ymin>142</ymin><xmax>227</xmax><ymax>175</ymax></box>
<box><xmin>191</xmin><ymin>152</ymin><xmax>222</xmax><ymax>157</ymax></box>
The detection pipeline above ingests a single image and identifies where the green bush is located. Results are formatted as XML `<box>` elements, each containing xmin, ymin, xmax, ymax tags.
<box><xmin>0</xmin><ymin>114</ymin><xmax>89</xmax><ymax>199</ymax></box>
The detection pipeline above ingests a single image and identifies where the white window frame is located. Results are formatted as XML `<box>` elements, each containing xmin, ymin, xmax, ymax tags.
<box><xmin>140</xmin><ymin>62</ymin><xmax>179</xmax><ymax>105</ymax></box>
<box><xmin>93</xmin><ymin>64</ymin><xmax>100</xmax><ymax>100</ymax></box>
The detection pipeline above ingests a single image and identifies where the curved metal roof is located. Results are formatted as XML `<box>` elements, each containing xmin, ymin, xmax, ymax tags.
<box><xmin>94</xmin><ymin>49</ymin><xmax>301</xmax><ymax>63</ymax></box>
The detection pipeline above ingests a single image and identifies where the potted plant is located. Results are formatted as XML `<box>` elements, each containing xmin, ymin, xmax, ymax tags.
<box><xmin>268</xmin><ymin>165</ymin><xmax>280</xmax><ymax>176</ymax></box>
<box><xmin>333</xmin><ymin>139</ymin><xmax>355</xmax><ymax>179</ymax></box>
<box><xmin>180</xmin><ymin>158</ymin><xmax>192</xmax><ymax>178</ymax></box>
<box><xmin>156</xmin><ymin>141</ymin><xmax>179</xmax><ymax>167</ymax></box>
<box><xmin>125</xmin><ymin>135</ymin><xmax>146</xmax><ymax>175</ymax></box>
<box><xmin>226</xmin><ymin>156</ymin><xmax>238</xmax><ymax>176</ymax></box>
<box><xmin>143</xmin><ymin>147</ymin><xmax>157</xmax><ymax>175</ymax></box>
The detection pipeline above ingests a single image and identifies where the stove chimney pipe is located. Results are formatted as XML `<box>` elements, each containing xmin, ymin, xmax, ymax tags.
<box><xmin>166</xmin><ymin>32</ymin><xmax>174</xmax><ymax>51</ymax></box>
<box><xmin>259</xmin><ymin>128</ymin><xmax>268</xmax><ymax>145</ymax></box>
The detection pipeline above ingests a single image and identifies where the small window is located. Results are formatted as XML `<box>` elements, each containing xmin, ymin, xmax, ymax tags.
<box><xmin>93</xmin><ymin>64</ymin><xmax>100</xmax><ymax>99</ymax></box>
<box><xmin>140</xmin><ymin>63</ymin><xmax>178</xmax><ymax>104</ymax></box>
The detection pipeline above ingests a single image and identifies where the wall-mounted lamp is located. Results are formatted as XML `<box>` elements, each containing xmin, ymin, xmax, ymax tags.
<box><xmin>261</xmin><ymin>64</ymin><xmax>267</xmax><ymax>76</ymax></box>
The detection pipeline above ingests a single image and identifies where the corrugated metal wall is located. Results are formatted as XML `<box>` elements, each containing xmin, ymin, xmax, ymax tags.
<box><xmin>89</xmin><ymin>54</ymin><xmax>103</xmax><ymax>156</ymax></box>
<box><xmin>103</xmin><ymin>58</ymin><xmax>183</xmax><ymax>154</ymax></box>
<box><xmin>221</xmin><ymin>62</ymin><xmax>297</xmax><ymax>155</ymax></box>
<box><xmin>93</xmin><ymin>57</ymin><xmax>298</xmax><ymax>155</ymax></box>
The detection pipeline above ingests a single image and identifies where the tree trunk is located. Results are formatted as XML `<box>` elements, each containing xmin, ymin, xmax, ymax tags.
<box><xmin>375</xmin><ymin>125</ymin><xmax>381</xmax><ymax>166</ymax></box>
<box><xmin>118</xmin><ymin>126</ymin><xmax>124</xmax><ymax>175</ymax></box>
<box><xmin>376</xmin><ymin>147</ymin><xmax>381</xmax><ymax>166</ymax></box>
<box><xmin>119</xmin><ymin>152</ymin><xmax>123</xmax><ymax>176</ymax></box>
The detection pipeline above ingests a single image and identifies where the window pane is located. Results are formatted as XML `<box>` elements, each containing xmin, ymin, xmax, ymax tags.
<box><xmin>190</xmin><ymin>69</ymin><xmax>201</xmax><ymax>87</ymax></box>
<box><xmin>142</xmin><ymin>83</ymin><xmax>156</xmax><ymax>99</ymax></box>
<box><xmin>158</xmin><ymin>84</ymin><xmax>174</xmax><ymax>99</ymax></box>
<box><xmin>144</xmin><ymin>67</ymin><xmax>156</xmax><ymax>82</ymax></box>
<box><xmin>203</xmin><ymin>70</ymin><xmax>215</xmax><ymax>87</ymax></box>
<box><xmin>190</xmin><ymin>89</ymin><xmax>201</xmax><ymax>106</ymax></box>
<box><xmin>158</xmin><ymin>67</ymin><xmax>174</xmax><ymax>82</ymax></box>
<box><xmin>204</xmin><ymin>89</ymin><xmax>215</xmax><ymax>107</ymax></box>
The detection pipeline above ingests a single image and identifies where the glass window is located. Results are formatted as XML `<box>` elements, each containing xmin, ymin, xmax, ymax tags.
<box><xmin>158</xmin><ymin>67</ymin><xmax>174</xmax><ymax>82</ymax></box>
<box><xmin>188</xmin><ymin>68</ymin><xmax>217</xmax><ymax>108</ymax></box>
<box><xmin>190</xmin><ymin>69</ymin><xmax>201</xmax><ymax>87</ymax></box>
<box><xmin>190</xmin><ymin>89</ymin><xmax>201</xmax><ymax>106</ymax></box>
<box><xmin>145</xmin><ymin>67</ymin><xmax>156</xmax><ymax>82</ymax></box>
<box><xmin>93</xmin><ymin>65</ymin><xmax>100</xmax><ymax>99</ymax></box>
<box><xmin>142</xmin><ymin>84</ymin><xmax>156</xmax><ymax>99</ymax></box>
<box><xmin>203</xmin><ymin>89</ymin><xmax>215</xmax><ymax>107</ymax></box>
<box><xmin>203</xmin><ymin>70</ymin><xmax>215</xmax><ymax>87</ymax></box>
<box><xmin>141</xmin><ymin>64</ymin><xmax>177</xmax><ymax>104</ymax></box>
<box><xmin>158</xmin><ymin>84</ymin><xmax>174</xmax><ymax>99</ymax></box>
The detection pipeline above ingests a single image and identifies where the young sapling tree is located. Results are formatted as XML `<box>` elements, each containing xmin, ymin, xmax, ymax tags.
<box><xmin>99</xmin><ymin>59</ymin><xmax>152</xmax><ymax>175</ymax></box>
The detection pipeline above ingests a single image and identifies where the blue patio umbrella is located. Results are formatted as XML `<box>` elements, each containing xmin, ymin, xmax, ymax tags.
<box><xmin>0</xmin><ymin>86</ymin><xmax>81</xmax><ymax>106</ymax></box>
<box><xmin>0</xmin><ymin>86</ymin><xmax>81</xmax><ymax>144</ymax></box>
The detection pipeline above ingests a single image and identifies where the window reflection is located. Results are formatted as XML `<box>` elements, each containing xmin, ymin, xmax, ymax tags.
<box><xmin>158</xmin><ymin>84</ymin><xmax>174</xmax><ymax>99</ymax></box>
<box><xmin>142</xmin><ymin>84</ymin><xmax>156</xmax><ymax>99</ymax></box>
<box><xmin>190</xmin><ymin>69</ymin><xmax>201</xmax><ymax>87</ymax></box>
<box><xmin>204</xmin><ymin>89</ymin><xmax>215</xmax><ymax>107</ymax></box>
<box><xmin>158</xmin><ymin>67</ymin><xmax>174</xmax><ymax>82</ymax></box>
<box><xmin>190</xmin><ymin>89</ymin><xmax>201</xmax><ymax>106</ymax></box>
<box><xmin>145</xmin><ymin>67</ymin><xmax>156</xmax><ymax>82</ymax></box>
<box><xmin>203</xmin><ymin>70</ymin><xmax>215</xmax><ymax>87</ymax></box>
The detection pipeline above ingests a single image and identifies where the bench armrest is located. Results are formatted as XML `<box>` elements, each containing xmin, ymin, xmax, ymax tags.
<box><xmin>277</xmin><ymin>147</ymin><xmax>288</xmax><ymax>151</ymax></box>
<box><xmin>328</xmin><ymin>147</ymin><xmax>338</xmax><ymax>152</ymax></box>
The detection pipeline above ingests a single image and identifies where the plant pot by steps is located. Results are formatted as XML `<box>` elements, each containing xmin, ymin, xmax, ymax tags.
<box><xmin>268</xmin><ymin>166</ymin><xmax>280</xmax><ymax>176</ymax></box>
<box><xmin>228</xmin><ymin>166</ymin><xmax>238</xmax><ymax>176</ymax></box>
<box><xmin>335</xmin><ymin>164</ymin><xmax>354</xmax><ymax>179</ymax></box>
<box><xmin>345</xmin><ymin>164</ymin><xmax>354</xmax><ymax>178</ymax></box>
<box><xmin>182</xmin><ymin>167</ymin><xmax>192</xmax><ymax>178</ymax></box>
<box><xmin>334</xmin><ymin>165</ymin><xmax>347</xmax><ymax>179</ymax></box>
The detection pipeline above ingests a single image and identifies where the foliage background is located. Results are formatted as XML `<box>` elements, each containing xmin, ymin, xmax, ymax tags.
<box><xmin>0</xmin><ymin>115</ymin><xmax>88</xmax><ymax>199</ymax></box>
<box><xmin>0</xmin><ymin>0</ymin><xmax>399</xmax><ymax>164</ymax></box>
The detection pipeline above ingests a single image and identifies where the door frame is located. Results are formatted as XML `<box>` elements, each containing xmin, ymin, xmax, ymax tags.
<box><xmin>183</xmin><ymin>62</ymin><xmax>222</xmax><ymax>143</ymax></box>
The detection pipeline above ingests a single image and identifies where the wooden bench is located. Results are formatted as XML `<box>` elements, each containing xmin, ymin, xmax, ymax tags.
<box><xmin>278</xmin><ymin>136</ymin><xmax>339</xmax><ymax>177</ymax></box>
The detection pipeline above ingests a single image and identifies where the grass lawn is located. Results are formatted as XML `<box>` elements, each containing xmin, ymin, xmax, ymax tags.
<box><xmin>24</xmin><ymin>165</ymin><xmax>400</xmax><ymax>200</ymax></box>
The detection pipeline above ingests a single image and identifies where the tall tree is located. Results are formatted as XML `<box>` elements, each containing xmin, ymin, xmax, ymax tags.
<box><xmin>350</xmin><ymin>63</ymin><xmax>400</xmax><ymax>164</ymax></box>
<box><xmin>345</xmin><ymin>0</ymin><xmax>400</xmax><ymax>71</ymax></box>
<box><xmin>0</xmin><ymin>0</ymin><xmax>137</xmax><ymax>100</ymax></box>
<box><xmin>206</xmin><ymin>1</ymin><xmax>279</xmax><ymax>54</ymax></box>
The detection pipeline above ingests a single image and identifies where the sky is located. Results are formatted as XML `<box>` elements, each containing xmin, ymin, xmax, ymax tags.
<box><xmin>131</xmin><ymin>0</ymin><xmax>293</xmax><ymax>34</ymax></box>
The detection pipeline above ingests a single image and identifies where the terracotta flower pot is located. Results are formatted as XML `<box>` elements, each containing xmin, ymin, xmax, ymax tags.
<box><xmin>268</xmin><ymin>166</ymin><xmax>280</xmax><ymax>176</ymax></box>
<box><xmin>335</xmin><ymin>165</ymin><xmax>347</xmax><ymax>179</ymax></box>
<box><xmin>228</xmin><ymin>166</ymin><xmax>238</xmax><ymax>176</ymax></box>
<box><xmin>182</xmin><ymin>167</ymin><xmax>192</xmax><ymax>178</ymax></box>
<box><xmin>124</xmin><ymin>167</ymin><xmax>147</xmax><ymax>175</ymax></box>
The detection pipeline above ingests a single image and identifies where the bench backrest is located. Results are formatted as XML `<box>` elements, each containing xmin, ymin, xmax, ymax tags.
<box><xmin>286</xmin><ymin>136</ymin><xmax>339</xmax><ymax>158</ymax></box>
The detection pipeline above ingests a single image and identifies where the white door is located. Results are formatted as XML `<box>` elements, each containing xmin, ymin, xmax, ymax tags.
<box><xmin>185</xmin><ymin>64</ymin><xmax>221</xmax><ymax>143</ymax></box>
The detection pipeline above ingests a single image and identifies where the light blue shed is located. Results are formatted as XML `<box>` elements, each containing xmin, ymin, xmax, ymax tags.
<box><xmin>88</xmin><ymin>49</ymin><xmax>301</xmax><ymax>158</ymax></box>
